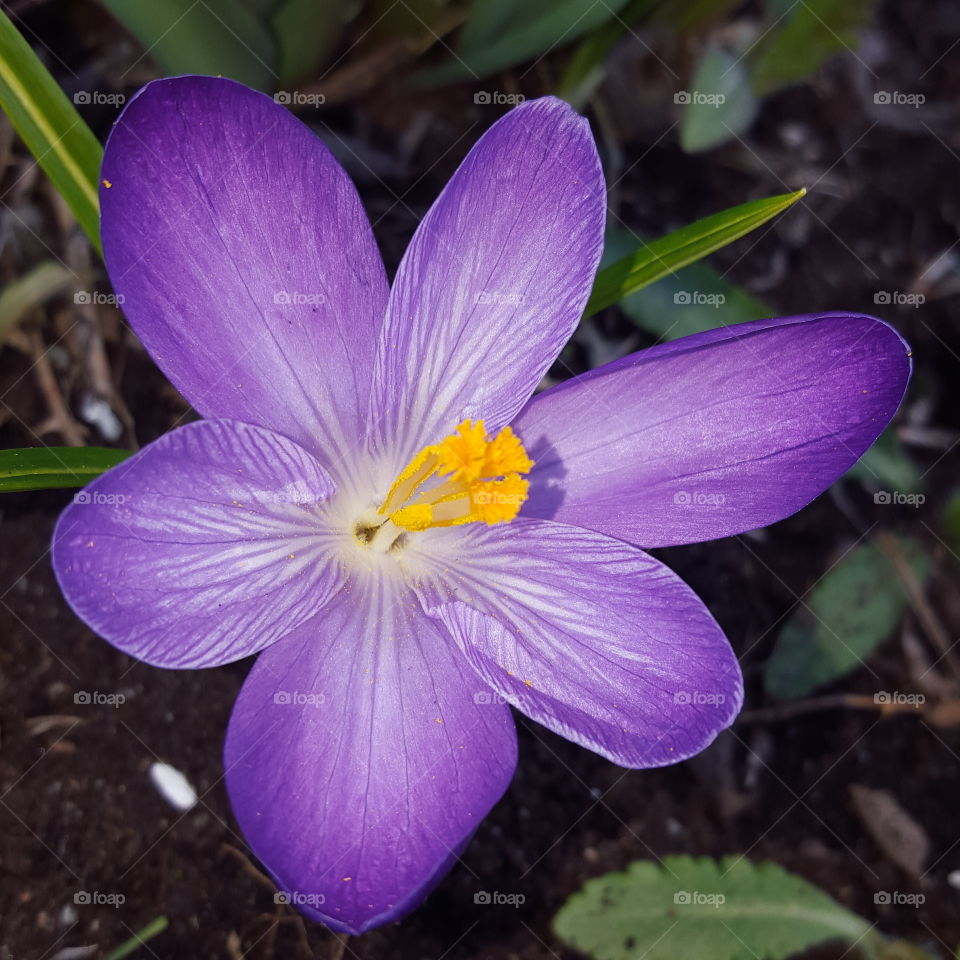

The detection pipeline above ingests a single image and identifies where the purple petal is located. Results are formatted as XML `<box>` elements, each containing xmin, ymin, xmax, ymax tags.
<box><xmin>53</xmin><ymin>420</ymin><xmax>342</xmax><ymax>669</ymax></box>
<box><xmin>370</xmin><ymin>96</ymin><xmax>605</xmax><ymax>464</ymax></box>
<box><xmin>514</xmin><ymin>313</ymin><xmax>911</xmax><ymax>547</ymax></box>
<box><xmin>225</xmin><ymin>579</ymin><xmax>518</xmax><ymax>934</ymax></box>
<box><xmin>417</xmin><ymin>519</ymin><xmax>742</xmax><ymax>768</ymax></box>
<box><xmin>100</xmin><ymin>76</ymin><xmax>388</xmax><ymax>470</ymax></box>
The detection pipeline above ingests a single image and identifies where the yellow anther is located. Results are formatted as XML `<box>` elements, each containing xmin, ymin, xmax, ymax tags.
<box><xmin>471</xmin><ymin>475</ymin><xmax>529</xmax><ymax>525</ymax></box>
<box><xmin>437</xmin><ymin>420</ymin><xmax>488</xmax><ymax>482</ymax></box>
<box><xmin>481</xmin><ymin>426</ymin><xmax>533</xmax><ymax>477</ymax></box>
<box><xmin>390</xmin><ymin>503</ymin><xmax>433</xmax><ymax>531</ymax></box>
<box><xmin>385</xmin><ymin>419</ymin><xmax>532</xmax><ymax>533</ymax></box>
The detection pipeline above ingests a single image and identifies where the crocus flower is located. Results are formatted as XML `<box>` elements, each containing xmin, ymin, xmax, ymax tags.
<box><xmin>52</xmin><ymin>76</ymin><xmax>910</xmax><ymax>934</ymax></box>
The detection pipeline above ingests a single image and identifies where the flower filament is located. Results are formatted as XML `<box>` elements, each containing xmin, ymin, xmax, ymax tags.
<box><xmin>379</xmin><ymin>420</ymin><xmax>533</xmax><ymax>532</ymax></box>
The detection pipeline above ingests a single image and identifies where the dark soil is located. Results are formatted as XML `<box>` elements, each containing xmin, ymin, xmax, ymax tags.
<box><xmin>2</xmin><ymin>1</ymin><xmax>959</xmax><ymax>958</ymax></box>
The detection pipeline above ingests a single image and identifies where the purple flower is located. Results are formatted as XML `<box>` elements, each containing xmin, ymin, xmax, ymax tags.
<box><xmin>52</xmin><ymin>76</ymin><xmax>910</xmax><ymax>934</ymax></box>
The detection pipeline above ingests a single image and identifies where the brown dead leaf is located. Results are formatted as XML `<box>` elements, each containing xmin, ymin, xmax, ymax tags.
<box><xmin>850</xmin><ymin>784</ymin><xmax>929</xmax><ymax>878</ymax></box>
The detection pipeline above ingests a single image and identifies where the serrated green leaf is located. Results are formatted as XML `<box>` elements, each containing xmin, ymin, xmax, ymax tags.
<box><xmin>750</xmin><ymin>0</ymin><xmax>875</xmax><ymax>97</ymax></box>
<box><xmin>603</xmin><ymin>227</ymin><xmax>769</xmax><ymax>339</ymax></box>
<box><xmin>764</xmin><ymin>536</ymin><xmax>930</xmax><ymax>700</ymax></box>
<box><xmin>99</xmin><ymin>0</ymin><xmax>278</xmax><ymax>90</ymax></box>
<box><xmin>0</xmin><ymin>8</ymin><xmax>102</xmax><ymax>252</ymax></box>
<box><xmin>553</xmin><ymin>856</ymin><xmax>874</xmax><ymax>960</ymax></box>
<box><xmin>414</xmin><ymin>0</ymin><xmax>631</xmax><ymax>86</ymax></box>
<box><xmin>584</xmin><ymin>189</ymin><xmax>805</xmax><ymax>318</ymax></box>
<box><xmin>679</xmin><ymin>47</ymin><xmax>758</xmax><ymax>153</ymax></box>
<box><xmin>0</xmin><ymin>447</ymin><xmax>132</xmax><ymax>493</ymax></box>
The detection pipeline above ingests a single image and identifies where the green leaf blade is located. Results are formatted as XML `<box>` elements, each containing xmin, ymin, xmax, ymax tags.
<box><xmin>100</xmin><ymin>0</ymin><xmax>278</xmax><ymax>90</ymax></box>
<box><xmin>0</xmin><ymin>447</ymin><xmax>132</xmax><ymax>493</ymax></box>
<box><xmin>679</xmin><ymin>47</ymin><xmax>758</xmax><ymax>153</ymax></box>
<box><xmin>584</xmin><ymin>189</ymin><xmax>805</xmax><ymax>318</ymax></box>
<box><xmin>603</xmin><ymin>227</ymin><xmax>770</xmax><ymax>339</ymax></box>
<box><xmin>0</xmin><ymin>7</ymin><xmax>103</xmax><ymax>252</ymax></box>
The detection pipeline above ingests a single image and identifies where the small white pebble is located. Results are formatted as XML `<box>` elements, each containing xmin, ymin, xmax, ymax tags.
<box><xmin>58</xmin><ymin>903</ymin><xmax>78</xmax><ymax>927</ymax></box>
<box><xmin>149</xmin><ymin>762</ymin><xmax>197</xmax><ymax>811</ymax></box>
<box><xmin>948</xmin><ymin>869</ymin><xmax>960</xmax><ymax>890</ymax></box>
<box><xmin>78</xmin><ymin>395</ymin><xmax>124</xmax><ymax>443</ymax></box>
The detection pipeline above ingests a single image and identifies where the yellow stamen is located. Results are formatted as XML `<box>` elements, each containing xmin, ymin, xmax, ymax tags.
<box><xmin>384</xmin><ymin>420</ymin><xmax>532</xmax><ymax>533</ymax></box>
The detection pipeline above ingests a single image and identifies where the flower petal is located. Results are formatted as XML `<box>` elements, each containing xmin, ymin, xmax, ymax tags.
<box><xmin>100</xmin><ymin>76</ymin><xmax>388</xmax><ymax>470</ymax></box>
<box><xmin>416</xmin><ymin>519</ymin><xmax>742</xmax><ymax>768</ymax></box>
<box><xmin>225</xmin><ymin>578</ymin><xmax>517</xmax><ymax>934</ymax></box>
<box><xmin>370</xmin><ymin>96</ymin><xmax>606</xmax><ymax>465</ymax></box>
<box><xmin>514</xmin><ymin>313</ymin><xmax>911</xmax><ymax>547</ymax></box>
<box><xmin>53</xmin><ymin>420</ymin><xmax>342</xmax><ymax>669</ymax></box>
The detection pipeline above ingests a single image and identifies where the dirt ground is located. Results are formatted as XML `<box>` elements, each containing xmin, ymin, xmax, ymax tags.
<box><xmin>2</xmin><ymin>0</ymin><xmax>959</xmax><ymax>957</ymax></box>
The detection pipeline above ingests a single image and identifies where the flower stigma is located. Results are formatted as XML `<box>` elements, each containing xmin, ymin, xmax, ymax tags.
<box><xmin>354</xmin><ymin>420</ymin><xmax>533</xmax><ymax>554</ymax></box>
